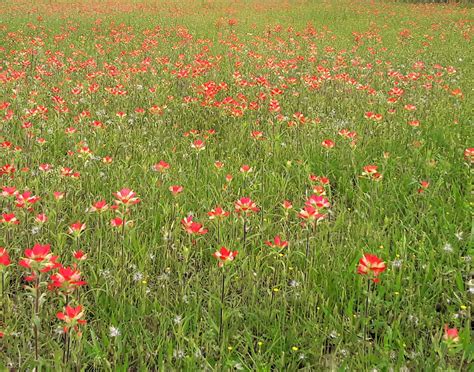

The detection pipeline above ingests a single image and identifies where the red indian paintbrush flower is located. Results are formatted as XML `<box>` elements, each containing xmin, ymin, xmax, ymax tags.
<box><xmin>443</xmin><ymin>325</ymin><xmax>460</xmax><ymax>343</ymax></box>
<box><xmin>208</xmin><ymin>206</ymin><xmax>230</xmax><ymax>220</ymax></box>
<box><xmin>240</xmin><ymin>164</ymin><xmax>252</xmax><ymax>174</ymax></box>
<box><xmin>362</xmin><ymin>165</ymin><xmax>383</xmax><ymax>181</ymax></box>
<box><xmin>321</xmin><ymin>139</ymin><xmax>335</xmax><ymax>149</ymax></box>
<box><xmin>305</xmin><ymin>195</ymin><xmax>330</xmax><ymax>209</ymax></box>
<box><xmin>0</xmin><ymin>247</ymin><xmax>11</xmax><ymax>268</ymax></box>
<box><xmin>298</xmin><ymin>205</ymin><xmax>327</xmax><ymax>224</ymax></box>
<box><xmin>15</xmin><ymin>191</ymin><xmax>40</xmax><ymax>208</ymax></box>
<box><xmin>68</xmin><ymin>222</ymin><xmax>86</xmax><ymax>236</ymax></box>
<box><xmin>1</xmin><ymin>186</ymin><xmax>17</xmax><ymax>197</ymax></box>
<box><xmin>73</xmin><ymin>250</ymin><xmax>87</xmax><ymax>261</ymax></box>
<box><xmin>191</xmin><ymin>139</ymin><xmax>205</xmax><ymax>151</ymax></box>
<box><xmin>357</xmin><ymin>254</ymin><xmax>386</xmax><ymax>283</ymax></box>
<box><xmin>213</xmin><ymin>247</ymin><xmax>238</xmax><ymax>267</ymax></box>
<box><xmin>235</xmin><ymin>197</ymin><xmax>259</xmax><ymax>215</ymax></box>
<box><xmin>153</xmin><ymin>160</ymin><xmax>170</xmax><ymax>172</ymax></box>
<box><xmin>113</xmin><ymin>188</ymin><xmax>140</xmax><ymax>206</ymax></box>
<box><xmin>57</xmin><ymin>305</ymin><xmax>87</xmax><ymax>333</ymax></box>
<box><xmin>464</xmin><ymin>148</ymin><xmax>474</xmax><ymax>163</ymax></box>
<box><xmin>19</xmin><ymin>243</ymin><xmax>59</xmax><ymax>274</ymax></box>
<box><xmin>0</xmin><ymin>213</ymin><xmax>19</xmax><ymax>225</ymax></box>
<box><xmin>264</xmin><ymin>235</ymin><xmax>288</xmax><ymax>249</ymax></box>
<box><xmin>50</xmin><ymin>265</ymin><xmax>86</xmax><ymax>294</ymax></box>
<box><xmin>169</xmin><ymin>185</ymin><xmax>184</xmax><ymax>196</ymax></box>
<box><xmin>181</xmin><ymin>216</ymin><xmax>208</xmax><ymax>235</ymax></box>
<box><xmin>89</xmin><ymin>200</ymin><xmax>109</xmax><ymax>213</ymax></box>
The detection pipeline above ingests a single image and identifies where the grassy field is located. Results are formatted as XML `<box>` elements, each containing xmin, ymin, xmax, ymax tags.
<box><xmin>0</xmin><ymin>0</ymin><xmax>472</xmax><ymax>370</ymax></box>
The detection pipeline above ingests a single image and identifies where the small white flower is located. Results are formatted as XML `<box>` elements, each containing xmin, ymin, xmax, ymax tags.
<box><xmin>391</xmin><ymin>259</ymin><xmax>402</xmax><ymax>268</ymax></box>
<box><xmin>173</xmin><ymin>315</ymin><xmax>183</xmax><ymax>325</ymax></box>
<box><xmin>109</xmin><ymin>326</ymin><xmax>120</xmax><ymax>337</ymax></box>
<box><xmin>100</xmin><ymin>269</ymin><xmax>111</xmax><ymax>278</ymax></box>
<box><xmin>194</xmin><ymin>349</ymin><xmax>203</xmax><ymax>358</ymax></box>
<box><xmin>443</xmin><ymin>243</ymin><xmax>453</xmax><ymax>253</ymax></box>
<box><xmin>133</xmin><ymin>272</ymin><xmax>143</xmax><ymax>282</ymax></box>
<box><xmin>173</xmin><ymin>349</ymin><xmax>185</xmax><ymax>359</ymax></box>
<box><xmin>289</xmin><ymin>279</ymin><xmax>300</xmax><ymax>287</ymax></box>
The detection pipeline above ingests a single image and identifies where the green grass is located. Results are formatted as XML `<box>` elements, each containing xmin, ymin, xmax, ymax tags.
<box><xmin>0</xmin><ymin>0</ymin><xmax>472</xmax><ymax>369</ymax></box>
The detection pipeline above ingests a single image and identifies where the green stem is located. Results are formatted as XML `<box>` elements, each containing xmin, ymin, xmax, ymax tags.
<box><xmin>218</xmin><ymin>269</ymin><xmax>225</xmax><ymax>344</ymax></box>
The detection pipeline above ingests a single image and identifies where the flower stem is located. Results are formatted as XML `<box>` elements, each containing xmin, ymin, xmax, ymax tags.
<box><xmin>363</xmin><ymin>279</ymin><xmax>371</xmax><ymax>358</ymax></box>
<box><xmin>218</xmin><ymin>269</ymin><xmax>225</xmax><ymax>344</ymax></box>
<box><xmin>34</xmin><ymin>275</ymin><xmax>40</xmax><ymax>362</ymax></box>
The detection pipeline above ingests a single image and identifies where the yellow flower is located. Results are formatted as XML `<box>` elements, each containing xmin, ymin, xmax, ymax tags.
<box><xmin>292</xmin><ymin>346</ymin><xmax>299</xmax><ymax>351</ymax></box>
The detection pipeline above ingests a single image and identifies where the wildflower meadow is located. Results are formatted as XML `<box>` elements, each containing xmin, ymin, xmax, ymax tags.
<box><xmin>0</xmin><ymin>0</ymin><xmax>472</xmax><ymax>370</ymax></box>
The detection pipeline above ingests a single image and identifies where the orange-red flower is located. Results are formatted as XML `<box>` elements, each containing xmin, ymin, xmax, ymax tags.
<box><xmin>181</xmin><ymin>216</ymin><xmax>208</xmax><ymax>235</ymax></box>
<box><xmin>213</xmin><ymin>247</ymin><xmax>238</xmax><ymax>267</ymax></box>
<box><xmin>0</xmin><ymin>247</ymin><xmax>11</xmax><ymax>268</ymax></box>
<box><xmin>169</xmin><ymin>185</ymin><xmax>183</xmax><ymax>196</ymax></box>
<box><xmin>357</xmin><ymin>254</ymin><xmax>386</xmax><ymax>282</ymax></box>
<box><xmin>443</xmin><ymin>325</ymin><xmax>460</xmax><ymax>343</ymax></box>
<box><xmin>264</xmin><ymin>235</ymin><xmax>288</xmax><ymax>249</ymax></box>
<box><xmin>113</xmin><ymin>188</ymin><xmax>140</xmax><ymax>206</ymax></box>
<box><xmin>50</xmin><ymin>265</ymin><xmax>86</xmax><ymax>294</ymax></box>
<box><xmin>235</xmin><ymin>197</ymin><xmax>259</xmax><ymax>215</ymax></box>
<box><xmin>208</xmin><ymin>206</ymin><xmax>230</xmax><ymax>220</ymax></box>
<box><xmin>57</xmin><ymin>305</ymin><xmax>87</xmax><ymax>333</ymax></box>
<box><xmin>19</xmin><ymin>244</ymin><xmax>59</xmax><ymax>275</ymax></box>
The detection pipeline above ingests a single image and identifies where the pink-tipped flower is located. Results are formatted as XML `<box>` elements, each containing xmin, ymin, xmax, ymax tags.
<box><xmin>282</xmin><ymin>200</ymin><xmax>293</xmax><ymax>210</ymax></box>
<box><xmin>240</xmin><ymin>164</ymin><xmax>253</xmax><ymax>174</ymax></box>
<box><xmin>73</xmin><ymin>250</ymin><xmax>87</xmax><ymax>261</ymax></box>
<box><xmin>357</xmin><ymin>254</ymin><xmax>386</xmax><ymax>283</ymax></box>
<box><xmin>57</xmin><ymin>305</ymin><xmax>87</xmax><ymax>333</ymax></box>
<box><xmin>208</xmin><ymin>206</ymin><xmax>230</xmax><ymax>220</ymax></box>
<box><xmin>191</xmin><ymin>139</ymin><xmax>205</xmax><ymax>151</ymax></box>
<box><xmin>53</xmin><ymin>191</ymin><xmax>65</xmax><ymax>200</ymax></box>
<box><xmin>19</xmin><ymin>244</ymin><xmax>59</xmax><ymax>274</ymax></box>
<box><xmin>418</xmin><ymin>180</ymin><xmax>430</xmax><ymax>194</ymax></box>
<box><xmin>305</xmin><ymin>195</ymin><xmax>330</xmax><ymax>210</ymax></box>
<box><xmin>153</xmin><ymin>160</ymin><xmax>170</xmax><ymax>172</ymax></box>
<box><xmin>113</xmin><ymin>188</ymin><xmax>140</xmax><ymax>206</ymax></box>
<box><xmin>68</xmin><ymin>222</ymin><xmax>86</xmax><ymax>237</ymax></box>
<box><xmin>181</xmin><ymin>216</ymin><xmax>208</xmax><ymax>235</ymax></box>
<box><xmin>1</xmin><ymin>186</ymin><xmax>17</xmax><ymax>197</ymax></box>
<box><xmin>50</xmin><ymin>265</ymin><xmax>86</xmax><ymax>294</ymax></box>
<box><xmin>169</xmin><ymin>185</ymin><xmax>183</xmax><ymax>196</ymax></box>
<box><xmin>321</xmin><ymin>139</ymin><xmax>335</xmax><ymax>149</ymax></box>
<box><xmin>89</xmin><ymin>200</ymin><xmax>109</xmax><ymax>213</ymax></box>
<box><xmin>264</xmin><ymin>236</ymin><xmax>288</xmax><ymax>249</ymax></box>
<box><xmin>362</xmin><ymin>165</ymin><xmax>383</xmax><ymax>181</ymax></box>
<box><xmin>35</xmin><ymin>213</ymin><xmax>47</xmax><ymax>224</ymax></box>
<box><xmin>463</xmin><ymin>148</ymin><xmax>474</xmax><ymax>164</ymax></box>
<box><xmin>443</xmin><ymin>325</ymin><xmax>460</xmax><ymax>343</ymax></box>
<box><xmin>0</xmin><ymin>213</ymin><xmax>20</xmax><ymax>225</ymax></box>
<box><xmin>15</xmin><ymin>191</ymin><xmax>40</xmax><ymax>208</ymax></box>
<box><xmin>213</xmin><ymin>247</ymin><xmax>238</xmax><ymax>268</ymax></box>
<box><xmin>0</xmin><ymin>247</ymin><xmax>11</xmax><ymax>268</ymax></box>
<box><xmin>298</xmin><ymin>205</ymin><xmax>327</xmax><ymax>224</ymax></box>
<box><xmin>235</xmin><ymin>197</ymin><xmax>259</xmax><ymax>215</ymax></box>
